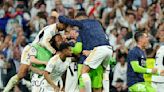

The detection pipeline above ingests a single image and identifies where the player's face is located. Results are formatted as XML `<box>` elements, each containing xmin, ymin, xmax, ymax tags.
<box><xmin>159</xmin><ymin>30</ymin><xmax>164</xmax><ymax>40</ymax></box>
<box><xmin>64</xmin><ymin>47</ymin><xmax>72</xmax><ymax>56</ymax></box>
<box><xmin>141</xmin><ymin>33</ymin><xmax>149</xmax><ymax>48</ymax></box>
<box><xmin>55</xmin><ymin>35</ymin><xmax>64</xmax><ymax>49</ymax></box>
<box><xmin>57</xmin><ymin>23</ymin><xmax>67</xmax><ymax>31</ymax></box>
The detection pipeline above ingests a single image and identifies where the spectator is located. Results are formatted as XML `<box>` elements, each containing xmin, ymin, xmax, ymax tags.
<box><xmin>0</xmin><ymin>52</ymin><xmax>7</xmax><ymax>90</ymax></box>
<box><xmin>112</xmin><ymin>52</ymin><xmax>128</xmax><ymax>92</ymax></box>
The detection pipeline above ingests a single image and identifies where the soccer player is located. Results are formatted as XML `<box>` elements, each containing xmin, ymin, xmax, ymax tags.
<box><xmin>32</xmin><ymin>21</ymin><xmax>68</xmax><ymax>54</ymax></box>
<box><xmin>3</xmin><ymin>33</ymin><xmax>64</xmax><ymax>92</ymax></box>
<box><xmin>52</xmin><ymin>11</ymin><xmax>112</xmax><ymax>92</ymax></box>
<box><xmin>152</xmin><ymin>29</ymin><xmax>164</xmax><ymax>92</ymax></box>
<box><xmin>127</xmin><ymin>31</ymin><xmax>158</xmax><ymax>92</ymax></box>
<box><xmin>42</xmin><ymin>42</ymin><xmax>72</xmax><ymax>92</ymax></box>
<box><xmin>31</xmin><ymin>34</ymin><xmax>64</xmax><ymax>92</ymax></box>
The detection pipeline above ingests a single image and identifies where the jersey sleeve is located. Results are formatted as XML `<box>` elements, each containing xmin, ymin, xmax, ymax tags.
<box><xmin>40</xmin><ymin>25</ymin><xmax>56</xmax><ymax>54</ymax></box>
<box><xmin>28</xmin><ymin>47</ymin><xmax>37</xmax><ymax>56</ymax></box>
<box><xmin>45</xmin><ymin>56</ymin><xmax>58</xmax><ymax>73</ymax></box>
<box><xmin>58</xmin><ymin>15</ymin><xmax>83</xmax><ymax>28</ymax></box>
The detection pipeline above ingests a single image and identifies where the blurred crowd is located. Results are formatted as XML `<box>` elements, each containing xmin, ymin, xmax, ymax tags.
<box><xmin>0</xmin><ymin>0</ymin><xmax>163</xmax><ymax>92</ymax></box>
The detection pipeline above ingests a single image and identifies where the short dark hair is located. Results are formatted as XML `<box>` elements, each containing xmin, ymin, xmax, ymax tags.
<box><xmin>50</xmin><ymin>33</ymin><xmax>62</xmax><ymax>51</ymax></box>
<box><xmin>134</xmin><ymin>31</ymin><xmax>146</xmax><ymax>42</ymax></box>
<box><xmin>127</xmin><ymin>12</ymin><xmax>136</xmax><ymax>19</ymax></box>
<box><xmin>145</xmin><ymin>48</ymin><xmax>154</xmax><ymax>57</ymax></box>
<box><xmin>16</xmin><ymin>4</ymin><xmax>24</xmax><ymax>9</ymax></box>
<box><xmin>118</xmin><ymin>52</ymin><xmax>127</xmax><ymax>59</ymax></box>
<box><xmin>75</xmin><ymin>11</ymin><xmax>87</xmax><ymax>18</ymax></box>
<box><xmin>58</xmin><ymin>42</ymin><xmax>70</xmax><ymax>51</ymax></box>
<box><xmin>121</xmin><ymin>26</ymin><xmax>128</xmax><ymax>31</ymax></box>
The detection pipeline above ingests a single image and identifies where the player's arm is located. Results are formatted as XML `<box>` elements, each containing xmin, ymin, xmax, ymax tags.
<box><xmin>29</xmin><ymin>47</ymin><xmax>47</xmax><ymax>65</ymax></box>
<box><xmin>30</xmin><ymin>56</ymin><xmax>47</xmax><ymax>65</ymax></box>
<box><xmin>41</xmin><ymin>30</ymin><xmax>56</xmax><ymax>54</ymax></box>
<box><xmin>43</xmin><ymin>56</ymin><xmax>59</xmax><ymax>90</ymax></box>
<box><xmin>130</xmin><ymin>61</ymin><xmax>158</xmax><ymax>74</ymax></box>
<box><xmin>43</xmin><ymin>71</ymin><xmax>58</xmax><ymax>89</ymax></box>
<box><xmin>129</xmin><ymin>51</ymin><xmax>158</xmax><ymax>74</ymax></box>
<box><xmin>30</xmin><ymin>66</ymin><xmax>44</xmax><ymax>75</ymax></box>
<box><xmin>51</xmin><ymin>11</ymin><xmax>83</xmax><ymax>28</ymax></box>
<box><xmin>71</xmin><ymin>42</ymin><xmax>82</xmax><ymax>55</ymax></box>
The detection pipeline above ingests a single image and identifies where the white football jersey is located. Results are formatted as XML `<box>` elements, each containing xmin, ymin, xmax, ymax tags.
<box><xmin>45</xmin><ymin>54</ymin><xmax>71</xmax><ymax>84</ymax></box>
<box><xmin>152</xmin><ymin>45</ymin><xmax>164</xmax><ymax>82</ymax></box>
<box><xmin>32</xmin><ymin>24</ymin><xmax>57</xmax><ymax>54</ymax></box>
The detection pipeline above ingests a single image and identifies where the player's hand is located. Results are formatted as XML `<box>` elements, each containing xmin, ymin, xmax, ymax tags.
<box><xmin>160</xmin><ymin>70</ymin><xmax>164</xmax><ymax>76</ymax></box>
<box><xmin>152</xmin><ymin>68</ymin><xmax>158</xmax><ymax>74</ymax></box>
<box><xmin>51</xmin><ymin>11</ymin><xmax>59</xmax><ymax>18</ymax></box>
<box><xmin>61</xmin><ymin>87</ymin><xmax>64</xmax><ymax>92</ymax></box>
<box><xmin>82</xmin><ymin>50</ymin><xmax>91</xmax><ymax>56</ymax></box>
<box><xmin>53</xmin><ymin>85</ymin><xmax>60</xmax><ymax>92</ymax></box>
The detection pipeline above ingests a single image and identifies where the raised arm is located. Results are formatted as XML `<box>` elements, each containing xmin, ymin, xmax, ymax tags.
<box><xmin>40</xmin><ymin>26</ymin><xmax>56</xmax><ymax>54</ymax></box>
<box><xmin>51</xmin><ymin>11</ymin><xmax>83</xmax><ymax>28</ymax></box>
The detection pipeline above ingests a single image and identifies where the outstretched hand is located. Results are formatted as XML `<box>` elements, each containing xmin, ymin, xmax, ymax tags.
<box><xmin>53</xmin><ymin>85</ymin><xmax>60</xmax><ymax>92</ymax></box>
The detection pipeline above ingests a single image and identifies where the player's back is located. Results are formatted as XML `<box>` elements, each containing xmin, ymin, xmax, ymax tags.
<box><xmin>32</xmin><ymin>24</ymin><xmax>56</xmax><ymax>44</ymax></box>
<box><xmin>79</xmin><ymin>19</ymin><xmax>109</xmax><ymax>50</ymax></box>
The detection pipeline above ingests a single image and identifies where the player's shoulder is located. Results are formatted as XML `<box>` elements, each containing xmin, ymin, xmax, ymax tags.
<box><xmin>157</xmin><ymin>45</ymin><xmax>164</xmax><ymax>53</ymax></box>
<box><xmin>129</xmin><ymin>46</ymin><xmax>139</xmax><ymax>54</ymax></box>
<box><xmin>51</xmin><ymin>54</ymin><xmax>60</xmax><ymax>61</ymax></box>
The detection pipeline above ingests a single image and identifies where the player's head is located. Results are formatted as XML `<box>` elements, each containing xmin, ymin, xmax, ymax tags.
<box><xmin>75</xmin><ymin>11</ymin><xmax>88</xmax><ymax>20</ymax></box>
<box><xmin>58</xmin><ymin>42</ymin><xmax>72</xmax><ymax>57</ymax></box>
<box><xmin>57</xmin><ymin>22</ymin><xmax>68</xmax><ymax>31</ymax></box>
<box><xmin>0</xmin><ymin>52</ymin><xmax>5</xmax><ymax>61</ymax></box>
<box><xmin>157</xmin><ymin>22</ymin><xmax>164</xmax><ymax>42</ymax></box>
<box><xmin>134</xmin><ymin>31</ymin><xmax>149</xmax><ymax>48</ymax></box>
<box><xmin>50</xmin><ymin>34</ymin><xmax>64</xmax><ymax>51</ymax></box>
<box><xmin>118</xmin><ymin>51</ymin><xmax>127</xmax><ymax>65</ymax></box>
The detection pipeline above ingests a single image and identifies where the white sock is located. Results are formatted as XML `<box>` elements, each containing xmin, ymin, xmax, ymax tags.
<box><xmin>103</xmin><ymin>64</ymin><xmax>110</xmax><ymax>92</ymax></box>
<box><xmin>81</xmin><ymin>73</ymin><xmax>92</xmax><ymax>92</ymax></box>
<box><xmin>3</xmin><ymin>74</ymin><xmax>19</xmax><ymax>92</ymax></box>
<box><xmin>22</xmin><ymin>79</ymin><xmax>31</xmax><ymax>91</ymax></box>
<box><xmin>103</xmin><ymin>71</ymin><xmax>109</xmax><ymax>92</ymax></box>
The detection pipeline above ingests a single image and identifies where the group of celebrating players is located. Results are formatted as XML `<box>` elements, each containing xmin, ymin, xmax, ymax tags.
<box><xmin>2</xmin><ymin>10</ymin><xmax>164</xmax><ymax>92</ymax></box>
